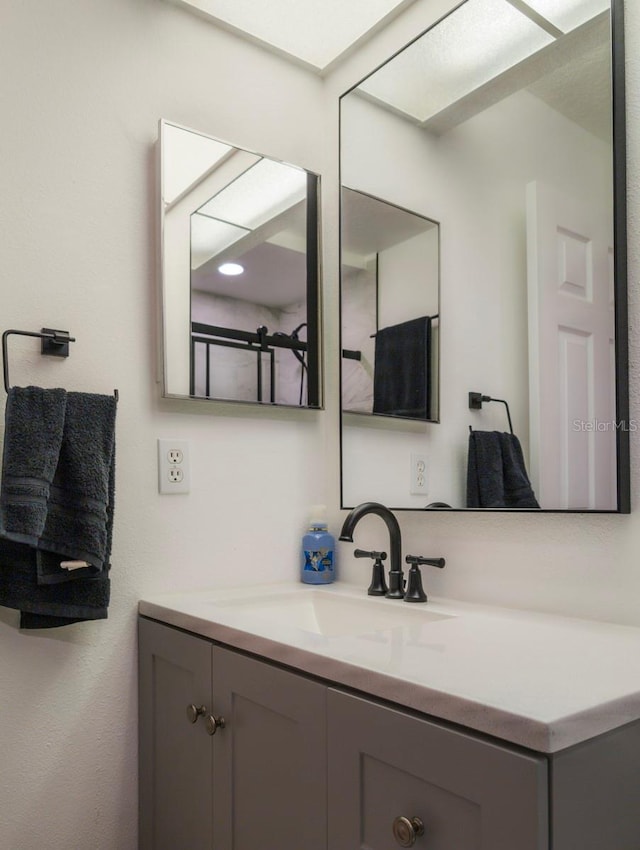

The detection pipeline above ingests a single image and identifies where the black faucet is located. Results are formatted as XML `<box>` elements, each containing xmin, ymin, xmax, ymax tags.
<box><xmin>339</xmin><ymin>502</ymin><xmax>405</xmax><ymax>599</ymax></box>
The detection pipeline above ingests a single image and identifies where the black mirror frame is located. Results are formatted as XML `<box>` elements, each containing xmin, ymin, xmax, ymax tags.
<box><xmin>338</xmin><ymin>0</ymin><xmax>630</xmax><ymax>514</ymax></box>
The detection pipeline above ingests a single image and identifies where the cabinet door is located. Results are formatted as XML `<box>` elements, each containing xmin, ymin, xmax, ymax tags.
<box><xmin>212</xmin><ymin>646</ymin><xmax>327</xmax><ymax>850</ymax></box>
<box><xmin>139</xmin><ymin>617</ymin><xmax>214</xmax><ymax>850</ymax></box>
<box><xmin>328</xmin><ymin>690</ymin><xmax>548</xmax><ymax>850</ymax></box>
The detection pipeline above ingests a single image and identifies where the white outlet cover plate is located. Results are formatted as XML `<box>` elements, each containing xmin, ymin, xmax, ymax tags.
<box><xmin>158</xmin><ymin>438</ymin><xmax>191</xmax><ymax>494</ymax></box>
<box><xmin>410</xmin><ymin>452</ymin><xmax>428</xmax><ymax>495</ymax></box>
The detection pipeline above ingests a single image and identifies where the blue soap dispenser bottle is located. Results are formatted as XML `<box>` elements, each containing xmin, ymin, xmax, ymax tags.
<box><xmin>301</xmin><ymin>505</ymin><xmax>335</xmax><ymax>585</ymax></box>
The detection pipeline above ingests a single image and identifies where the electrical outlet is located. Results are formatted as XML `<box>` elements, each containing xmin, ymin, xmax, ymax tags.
<box><xmin>167</xmin><ymin>448</ymin><xmax>183</xmax><ymax>464</ymax></box>
<box><xmin>158</xmin><ymin>439</ymin><xmax>190</xmax><ymax>494</ymax></box>
<box><xmin>410</xmin><ymin>453</ymin><xmax>428</xmax><ymax>495</ymax></box>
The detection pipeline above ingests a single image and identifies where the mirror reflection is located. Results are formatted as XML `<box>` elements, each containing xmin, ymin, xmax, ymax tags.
<box><xmin>340</xmin><ymin>0</ymin><xmax>628</xmax><ymax>511</ymax></box>
<box><xmin>341</xmin><ymin>188</ymin><xmax>440</xmax><ymax>421</ymax></box>
<box><xmin>160</xmin><ymin>120</ymin><xmax>321</xmax><ymax>408</ymax></box>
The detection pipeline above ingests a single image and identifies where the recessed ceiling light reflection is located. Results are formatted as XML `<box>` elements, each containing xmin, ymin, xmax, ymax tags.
<box><xmin>218</xmin><ymin>262</ymin><xmax>245</xmax><ymax>276</ymax></box>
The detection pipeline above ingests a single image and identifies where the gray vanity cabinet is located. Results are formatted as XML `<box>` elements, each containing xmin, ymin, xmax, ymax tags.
<box><xmin>140</xmin><ymin>616</ymin><xmax>640</xmax><ymax>850</ymax></box>
<box><xmin>328</xmin><ymin>689</ymin><xmax>547</xmax><ymax>850</ymax></box>
<box><xmin>138</xmin><ymin>616</ymin><xmax>327</xmax><ymax>850</ymax></box>
<box><xmin>139</xmin><ymin>617</ymin><xmax>213</xmax><ymax>850</ymax></box>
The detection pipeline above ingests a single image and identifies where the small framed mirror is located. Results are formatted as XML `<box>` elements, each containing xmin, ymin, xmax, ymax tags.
<box><xmin>340</xmin><ymin>0</ymin><xmax>629</xmax><ymax>512</ymax></box>
<box><xmin>341</xmin><ymin>187</ymin><xmax>440</xmax><ymax>422</ymax></box>
<box><xmin>159</xmin><ymin>120</ymin><xmax>322</xmax><ymax>409</ymax></box>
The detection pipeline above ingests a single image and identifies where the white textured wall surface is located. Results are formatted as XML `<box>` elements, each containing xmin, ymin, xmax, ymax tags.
<box><xmin>0</xmin><ymin>1</ymin><xmax>325</xmax><ymax>848</ymax></box>
<box><xmin>0</xmin><ymin>0</ymin><xmax>639</xmax><ymax>848</ymax></box>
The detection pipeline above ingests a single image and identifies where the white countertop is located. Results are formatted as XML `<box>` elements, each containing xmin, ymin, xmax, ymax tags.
<box><xmin>138</xmin><ymin>581</ymin><xmax>640</xmax><ymax>753</ymax></box>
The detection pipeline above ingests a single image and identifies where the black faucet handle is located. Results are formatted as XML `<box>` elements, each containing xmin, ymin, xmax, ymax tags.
<box><xmin>405</xmin><ymin>555</ymin><xmax>445</xmax><ymax>569</ymax></box>
<box><xmin>403</xmin><ymin>556</ymin><xmax>445</xmax><ymax>604</ymax></box>
<box><xmin>354</xmin><ymin>549</ymin><xmax>387</xmax><ymax>561</ymax></box>
<box><xmin>353</xmin><ymin>550</ymin><xmax>389</xmax><ymax>596</ymax></box>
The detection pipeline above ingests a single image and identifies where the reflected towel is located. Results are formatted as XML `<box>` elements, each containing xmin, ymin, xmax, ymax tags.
<box><xmin>466</xmin><ymin>431</ymin><xmax>539</xmax><ymax>508</ymax></box>
<box><xmin>373</xmin><ymin>317</ymin><xmax>431</xmax><ymax>419</ymax></box>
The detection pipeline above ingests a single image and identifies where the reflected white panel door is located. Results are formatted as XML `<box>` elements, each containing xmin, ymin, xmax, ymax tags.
<box><xmin>527</xmin><ymin>181</ymin><xmax>615</xmax><ymax>510</ymax></box>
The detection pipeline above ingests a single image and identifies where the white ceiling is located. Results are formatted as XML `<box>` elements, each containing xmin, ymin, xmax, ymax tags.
<box><xmin>192</xmin><ymin>240</ymin><xmax>308</xmax><ymax>308</ymax></box>
<box><xmin>519</xmin><ymin>0</ymin><xmax>610</xmax><ymax>30</ymax></box>
<box><xmin>359</xmin><ymin>0</ymin><xmax>555</xmax><ymax>125</ymax></box>
<box><xmin>168</xmin><ymin>1</ymin><xmax>612</xmax><ymax>304</ymax></box>
<box><xmin>169</xmin><ymin>0</ymin><xmax>610</xmax><ymax>80</ymax></box>
<box><xmin>341</xmin><ymin>188</ymin><xmax>437</xmax><ymax>264</ymax></box>
<box><xmin>168</xmin><ymin>0</ymin><xmax>419</xmax><ymax>72</ymax></box>
<box><xmin>168</xmin><ymin>0</ymin><xmax>612</xmax><ymax>144</ymax></box>
<box><xmin>357</xmin><ymin>0</ymin><xmax>610</xmax><ymax>129</ymax></box>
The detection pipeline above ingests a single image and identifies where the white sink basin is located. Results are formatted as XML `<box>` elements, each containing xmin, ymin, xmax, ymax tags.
<box><xmin>212</xmin><ymin>589</ymin><xmax>453</xmax><ymax>637</ymax></box>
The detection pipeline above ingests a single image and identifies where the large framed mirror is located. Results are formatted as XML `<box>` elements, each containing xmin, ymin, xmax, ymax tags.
<box><xmin>340</xmin><ymin>0</ymin><xmax>629</xmax><ymax>512</ymax></box>
<box><xmin>159</xmin><ymin>120</ymin><xmax>322</xmax><ymax>408</ymax></box>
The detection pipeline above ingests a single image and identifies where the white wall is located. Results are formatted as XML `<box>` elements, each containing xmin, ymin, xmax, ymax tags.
<box><xmin>0</xmin><ymin>1</ymin><xmax>326</xmax><ymax>848</ymax></box>
<box><xmin>1</xmin><ymin>0</ymin><xmax>640</xmax><ymax>848</ymax></box>
<box><xmin>341</xmin><ymin>260</ymin><xmax>377</xmax><ymax>412</ymax></box>
<box><xmin>379</xmin><ymin>228</ymin><xmax>439</xmax><ymax>326</ymax></box>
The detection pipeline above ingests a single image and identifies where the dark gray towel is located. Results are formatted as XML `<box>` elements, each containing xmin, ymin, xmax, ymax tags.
<box><xmin>0</xmin><ymin>538</ymin><xmax>110</xmax><ymax>628</ymax></box>
<box><xmin>37</xmin><ymin>391</ymin><xmax>117</xmax><ymax>584</ymax></box>
<box><xmin>373</xmin><ymin>317</ymin><xmax>431</xmax><ymax>419</ymax></box>
<box><xmin>0</xmin><ymin>386</ymin><xmax>67</xmax><ymax>545</ymax></box>
<box><xmin>0</xmin><ymin>388</ymin><xmax>117</xmax><ymax>627</ymax></box>
<box><xmin>466</xmin><ymin>431</ymin><xmax>540</xmax><ymax>508</ymax></box>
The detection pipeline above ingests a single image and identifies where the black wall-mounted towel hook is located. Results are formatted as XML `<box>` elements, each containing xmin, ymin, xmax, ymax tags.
<box><xmin>2</xmin><ymin>327</ymin><xmax>119</xmax><ymax>400</ymax></box>
<box><xmin>468</xmin><ymin>391</ymin><xmax>513</xmax><ymax>434</ymax></box>
<box><xmin>2</xmin><ymin>328</ymin><xmax>75</xmax><ymax>393</ymax></box>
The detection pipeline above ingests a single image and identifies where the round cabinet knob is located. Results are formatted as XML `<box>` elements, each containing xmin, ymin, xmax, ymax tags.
<box><xmin>392</xmin><ymin>815</ymin><xmax>425</xmax><ymax>847</ymax></box>
<box><xmin>186</xmin><ymin>704</ymin><xmax>207</xmax><ymax>724</ymax></box>
<box><xmin>205</xmin><ymin>714</ymin><xmax>226</xmax><ymax>736</ymax></box>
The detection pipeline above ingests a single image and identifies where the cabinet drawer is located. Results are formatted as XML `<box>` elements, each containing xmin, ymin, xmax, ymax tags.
<box><xmin>328</xmin><ymin>689</ymin><xmax>548</xmax><ymax>850</ymax></box>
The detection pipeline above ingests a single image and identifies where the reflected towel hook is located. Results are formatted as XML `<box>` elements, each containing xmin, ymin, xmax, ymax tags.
<box><xmin>468</xmin><ymin>391</ymin><xmax>513</xmax><ymax>434</ymax></box>
<box><xmin>2</xmin><ymin>328</ymin><xmax>119</xmax><ymax>401</ymax></box>
<box><xmin>369</xmin><ymin>313</ymin><xmax>439</xmax><ymax>338</ymax></box>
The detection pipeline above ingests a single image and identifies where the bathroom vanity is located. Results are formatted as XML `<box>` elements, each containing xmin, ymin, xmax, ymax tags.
<box><xmin>138</xmin><ymin>584</ymin><xmax>640</xmax><ymax>849</ymax></box>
